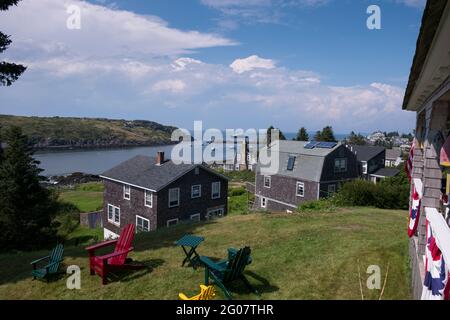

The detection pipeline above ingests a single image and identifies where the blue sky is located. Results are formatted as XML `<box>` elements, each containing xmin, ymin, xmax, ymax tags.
<box><xmin>0</xmin><ymin>0</ymin><xmax>425</xmax><ymax>133</ymax></box>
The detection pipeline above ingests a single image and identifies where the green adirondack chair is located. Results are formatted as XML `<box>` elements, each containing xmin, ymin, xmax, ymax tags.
<box><xmin>30</xmin><ymin>244</ymin><xmax>64</xmax><ymax>281</ymax></box>
<box><xmin>199</xmin><ymin>246</ymin><xmax>258</xmax><ymax>300</ymax></box>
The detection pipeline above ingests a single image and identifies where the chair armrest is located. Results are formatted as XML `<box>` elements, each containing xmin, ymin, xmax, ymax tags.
<box><xmin>44</xmin><ymin>259</ymin><xmax>63</xmax><ymax>272</ymax></box>
<box><xmin>98</xmin><ymin>247</ymin><xmax>134</xmax><ymax>262</ymax></box>
<box><xmin>85</xmin><ymin>239</ymin><xmax>118</xmax><ymax>252</ymax></box>
<box><xmin>178</xmin><ymin>293</ymin><xmax>191</xmax><ymax>300</ymax></box>
<box><xmin>30</xmin><ymin>256</ymin><xmax>50</xmax><ymax>266</ymax></box>
<box><xmin>199</xmin><ymin>256</ymin><xmax>228</xmax><ymax>272</ymax></box>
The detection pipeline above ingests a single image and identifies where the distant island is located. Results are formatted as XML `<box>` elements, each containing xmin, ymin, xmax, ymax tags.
<box><xmin>0</xmin><ymin>114</ymin><xmax>178</xmax><ymax>150</ymax></box>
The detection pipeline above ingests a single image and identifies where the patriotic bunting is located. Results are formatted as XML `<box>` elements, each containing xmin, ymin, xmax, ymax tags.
<box><xmin>421</xmin><ymin>219</ymin><xmax>450</xmax><ymax>300</ymax></box>
<box><xmin>408</xmin><ymin>184</ymin><xmax>421</xmax><ymax>238</ymax></box>
<box><xmin>405</xmin><ymin>139</ymin><xmax>415</xmax><ymax>182</ymax></box>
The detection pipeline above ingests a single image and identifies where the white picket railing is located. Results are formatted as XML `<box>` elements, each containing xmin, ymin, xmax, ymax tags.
<box><xmin>425</xmin><ymin>207</ymin><xmax>450</xmax><ymax>267</ymax></box>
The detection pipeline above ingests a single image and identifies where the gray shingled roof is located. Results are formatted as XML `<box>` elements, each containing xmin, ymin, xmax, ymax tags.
<box><xmin>385</xmin><ymin>148</ymin><xmax>401</xmax><ymax>160</ymax></box>
<box><xmin>350</xmin><ymin>145</ymin><xmax>385</xmax><ymax>162</ymax></box>
<box><xmin>370</xmin><ymin>167</ymin><xmax>400</xmax><ymax>177</ymax></box>
<box><xmin>100</xmin><ymin>155</ymin><xmax>225</xmax><ymax>191</ymax></box>
<box><xmin>258</xmin><ymin>140</ymin><xmax>340</xmax><ymax>182</ymax></box>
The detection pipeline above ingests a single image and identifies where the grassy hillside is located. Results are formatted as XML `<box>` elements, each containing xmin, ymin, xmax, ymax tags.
<box><xmin>58</xmin><ymin>182</ymin><xmax>104</xmax><ymax>212</ymax></box>
<box><xmin>0</xmin><ymin>207</ymin><xmax>411</xmax><ymax>300</ymax></box>
<box><xmin>0</xmin><ymin>114</ymin><xmax>177</xmax><ymax>149</ymax></box>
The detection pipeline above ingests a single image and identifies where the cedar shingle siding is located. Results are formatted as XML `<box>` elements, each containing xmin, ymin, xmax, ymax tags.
<box><xmin>101</xmin><ymin>155</ymin><xmax>228</xmax><ymax>236</ymax></box>
<box><xmin>255</xmin><ymin>142</ymin><xmax>359</xmax><ymax>211</ymax></box>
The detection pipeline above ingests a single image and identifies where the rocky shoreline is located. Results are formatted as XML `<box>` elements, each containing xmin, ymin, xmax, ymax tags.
<box><xmin>43</xmin><ymin>172</ymin><xmax>101</xmax><ymax>187</ymax></box>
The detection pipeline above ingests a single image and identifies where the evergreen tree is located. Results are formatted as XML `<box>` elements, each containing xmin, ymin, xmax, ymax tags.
<box><xmin>294</xmin><ymin>127</ymin><xmax>309</xmax><ymax>141</ymax></box>
<box><xmin>314</xmin><ymin>126</ymin><xmax>336</xmax><ymax>142</ymax></box>
<box><xmin>266</xmin><ymin>125</ymin><xmax>286</xmax><ymax>146</ymax></box>
<box><xmin>1</xmin><ymin>0</ymin><xmax>26</xmax><ymax>86</ymax></box>
<box><xmin>0</xmin><ymin>126</ymin><xmax>58</xmax><ymax>251</ymax></box>
<box><xmin>346</xmin><ymin>131</ymin><xmax>367</xmax><ymax>145</ymax></box>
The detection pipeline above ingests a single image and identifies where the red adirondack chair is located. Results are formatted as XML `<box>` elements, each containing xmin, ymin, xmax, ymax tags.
<box><xmin>86</xmin><ymin>224</ymin><xmax>144</xmax><ymax>285</ymax></box>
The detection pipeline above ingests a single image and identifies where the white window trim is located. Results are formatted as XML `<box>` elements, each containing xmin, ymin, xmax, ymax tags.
<box><xmin>264</xmin><ymin>176</ymin><xmax>271</xmax><ymax>188</ymax></box>
<box><xmin>207</xmin><ymin>208</ymin><xmax>224</xmax><ymax>219</ymax></box>
<box><xmin>123</xmin><ymin>184</ymin><xmax>131</xmax><ymax>200</ymax></box>
<box><xmin>362</xmin><ymin>161</ymin><xmax>368</xmax><ymax>174</ymax></box>
<box><xmin>191</xmin><ymin>185</ymin><xmax>202</xmax><ymax>199</ymax></box>
<box><xmin>107</xmin><ymin>204</ymin><xmax>120</xmax><ymax>226</ymax></box>
<box><xmin>190</xmin><ymin>213</ymin><xmax>201</xmax><ymax>222</ymax></box>
<box><xmin>211</xmin><ymin>182</ymin><xmax>221</xmax><ymax>199</ymax></box>
<box><xmin>296</xmin><ymin>182</ymin><xmax>305</xmax><ymax>197</ymax></box>
<box><xmin>261</xmin><ymin>197</ymin><xmax>267</xmax><ymax>208</ymax></box>
<box><xmin>144</xmin><ymin>190</ymin><xmax>153</xmax><ymax>208</ymax></box>
<box><xmin>136</xmin><ymin>215</ymin><xmax>150</xmax><ymax>232</ymax></box>
<box><xmin>168</xmin><ymin>188</ymin><xmax>180</xmax><ymax>208</ymax></box>
<box><xmin>167</xmin><ymin>218</ymin><xmax>179</xmax><ymax>227</ymax></box>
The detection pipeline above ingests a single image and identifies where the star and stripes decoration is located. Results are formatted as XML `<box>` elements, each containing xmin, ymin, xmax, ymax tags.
<box><xmin>421</xmin><ymin>219</ymin><xmax>450</xmax><ymax>300</ymax></box>
<box><xmin>405</xmin><ymin>139</ymin><xmax>415</xmax><ymax>182</ymax></box>
<box><xmin>408</xmin><ymin>184</ymin><xmax>421</xmax><ymax>238</ymax></box>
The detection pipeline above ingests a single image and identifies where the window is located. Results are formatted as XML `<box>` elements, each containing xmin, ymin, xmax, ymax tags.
<box><xmin>212</xmin><ymin>182</ymin><xmax>221</xmax><ymax>199</ymax></box>
<box><xmin>195</xmin><ymin>167</ymin><xmax>200</xmax><ymax>175</ymax></box>
<box><xmin>107</xmin><ymin>204</ymin><xmax>120</xmax><ymax>226</ymax></box>
<box><xmin>145</xmin><ymin>190</ymin><xmax>153</xmax><ymax>208</ymax></box>
<box><xmin>206</xmin><ymin>208</ymin><xmax>224</xmax><ymax>219</ymax></box>
<box><xmin>123</xmin><ymin>184</ymin><xmax>131</xmax><ymax>200</ymax></box>
<box><xmin>287</xmin><ymin>156</ymin><xmax>296</xmax><ymax>171</ymax></box>
<box><xmin>168</xmin><ymin>188</ymin><xmax>180</xmax><ymax>208</ymax></box>
<box><xmin>261</xmin><ymin>197</ymin><xmax>267</xmax><ymax>208</ymax></box>
<box><xmin>328</xmin><ymin>184</ymin><xmax>336</xmax><ymax>195</ymax></box>
<box><xmin>264</xmin><ymin>176</ymin><xmax>271</xmax><ymax>188</ymax></box>
<box><xmin>190</xmin><ymin>213</ymin><xmax>201</xmax><ymax>222</ymax></box>
<box><xmin>334</xmin><ymin>158</ymin><xmax>347</xmax><ymax>173</ymax></box>
<box><xmin>191</xmin><ymin>185</ymin><xmax>201</xmax><ymax>199</ymax></box>
<box><xmin>136</xmin><ymin>215</ymin><xmax>150</xmax><ymax>232</ymax></box>
<box><xmin>296</xmin><ymin>182</ymin><xmax>305</xmax><ymax>197</ymax></box>
<box><xmin>167</xmin><ymin>218</ymin><xmax>179</xmax><ymax>227</ymax></box>
<box><xmin>362</xmin><ymin>161</ymin><xmax>368</xmax><ymax>174</ymax></box>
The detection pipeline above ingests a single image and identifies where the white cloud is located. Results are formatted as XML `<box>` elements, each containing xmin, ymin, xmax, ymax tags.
<box><xmin>151</xmin><ymin>79</ymin><xmax>187</xmax><ymax>94</ymax></box>
<box><xmin>230</xmin><ymin>55</ymin><xmax>276</xmax><ymax>74</ymax></box>
<box><xmin>0</xmin><ymin>0</ymin><xmax>236</xmax><ymax>61</ymax></box>
<box><xmin>171</xmin><ymin>57</ymin><xmax>203</xmax><ymax>71</ymax></box>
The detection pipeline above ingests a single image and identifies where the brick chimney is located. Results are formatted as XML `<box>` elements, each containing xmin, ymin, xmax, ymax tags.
<box><xmin>156</xmin><ymin>151</ymin><xmax>164</xmax><ymax>165</ymax></box>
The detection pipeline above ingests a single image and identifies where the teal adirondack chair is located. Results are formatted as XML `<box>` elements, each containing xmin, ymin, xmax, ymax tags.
<box><xmin>199</xmin><ymin>246</ymin><xmax>258</xmax><ymax>300</ymax></box>
<box><xmin>30</xmin><ymin>244</ymin><xmax>64</xmax><ymax>281</ymax></box>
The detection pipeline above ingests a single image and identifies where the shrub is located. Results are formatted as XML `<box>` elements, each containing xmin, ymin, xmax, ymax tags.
<box><xmin>333</xmin><ymin>174</ymin><xmax>409</xmax><ymax>210</ymax></box>
<box><xmin>334</xmin><ymin>179</ymin><xmax>377</xmax><ymax>207</ymax></box>
<box><xmin>229</xmin><ymin>187</ymin><xmax>246</xmax><ymax>197</ymax></box>
<box><xmin>298</xmin><ymin>198</ymin><xmax>337</xmax><ymax>212</ymax></box>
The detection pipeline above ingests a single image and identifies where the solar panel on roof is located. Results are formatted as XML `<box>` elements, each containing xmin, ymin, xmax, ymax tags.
<box><xmin>316</xmin><ymin>142</ymin><xmax>338</xmax><ymax>149</ymax></box>
<box><xmin>304</xmin><ymin>141</ymin><xmax>319</xmax><ymax>149</ymax></box>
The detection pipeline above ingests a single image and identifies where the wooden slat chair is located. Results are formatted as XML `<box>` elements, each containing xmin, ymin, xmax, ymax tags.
<box><xmin>30</xmin><ymin>244</ymin><xmax>64</xmax><ymax>282</ymax></box>
<box><xmin>86</xmin><ymin>224</ymin><xmax>144</xmax><ymax>285</ymax></box>
<box><xmin>200</xmin><ymin>246</ymin><xmax>258</xmax><ymax>300</ymax></box>
<box><xmin>179</xmin><ymin>285</ymin><xmax>216</xmax><ymax>300</ymax></box>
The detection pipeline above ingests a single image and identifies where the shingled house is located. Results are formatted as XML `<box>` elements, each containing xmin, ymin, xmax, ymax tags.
<box><xmin>402</xmin><ymin>0</ymin><xmax>450</xmax><ymax>299</ymax></box>
<box><xmin>255</xmin><ymin>141</ymin><xmax>359</xmax><ymax>211</ymax></box>
<box><xmin>100</xmin><ymin>152</ymin><xmax>228</xmax><ymax>239</ymax></box>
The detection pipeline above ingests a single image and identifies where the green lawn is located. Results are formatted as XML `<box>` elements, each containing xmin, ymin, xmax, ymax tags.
<box><xmin>58</xmin><ymin>182</ymin><xmax>104</xmax><ymax>212</ymax></box>
<box><xmin>0</xmin><ymin>207</ymin><xmax>411</xmax><ymax>300</ymax></box>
